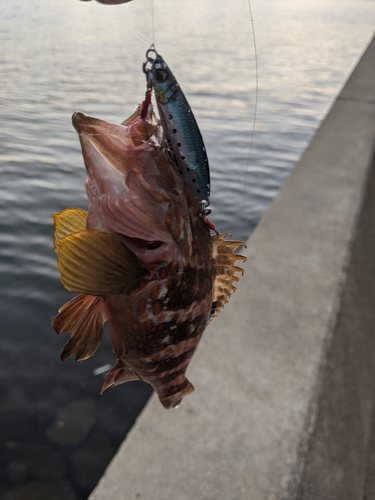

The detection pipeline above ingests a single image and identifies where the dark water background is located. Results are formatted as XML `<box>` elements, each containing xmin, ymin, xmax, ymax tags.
<box><xmin>1</xmin><ymin>0</ymin><xmax>375</xmax><ymax>498</ymax></box>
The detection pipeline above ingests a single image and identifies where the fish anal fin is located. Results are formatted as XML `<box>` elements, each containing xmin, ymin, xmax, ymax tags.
<box><xmin>57</xmin><ymin>295</ymin><xmax>108</xmax><ymax>361</ymax></box>
<box><xmin>53</xmin><ymin>208</ymin><xmax>88</xmax><ymax>253</ymax></box>
<box><xmin>210</xmin><ymin>233</ymin><xmax>247</xmax><ymax>321</ymax></box>
<box><xmin>100</xmin><ymin>362</ymin><xmax>139</xmax><ymax>394</ymax></box>
<box><xmin>58</xmin><ymin>230</ymin><xmax>146</xmax><ymax>295</ymax></box>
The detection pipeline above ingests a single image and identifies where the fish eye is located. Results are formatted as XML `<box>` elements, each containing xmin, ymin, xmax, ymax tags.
<box><xmin>155</xmin><ymin>69</ymin><xmax>168</xmax><ymax>83</ymax></box>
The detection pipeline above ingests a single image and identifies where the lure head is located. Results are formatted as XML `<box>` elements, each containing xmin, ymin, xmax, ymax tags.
<box><xmin>143</xmin><ymin>46</ymin><xmax>178</xmax><ymax>105</ymax></box>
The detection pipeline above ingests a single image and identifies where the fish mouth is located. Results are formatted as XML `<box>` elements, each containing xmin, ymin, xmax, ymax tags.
<box><xmin>72</xmin><ymin>111</ymin><xmax>118</xmax><ymax>135</ymax></box>
<box><xmin>72</xmin><ymin>111</ymin><xmax>141</xmax><ymax>144</ymax></box>
<box><xmin>72</xmin><ymin>110</ymin><xmax>157</xmax><ymax>148</ymax></box>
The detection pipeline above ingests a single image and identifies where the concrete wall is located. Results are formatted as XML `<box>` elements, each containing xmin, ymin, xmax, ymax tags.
<box><xmin>89</xmin><ymin>35</ymin><xmax>375</xmax><ymax>500</ymax></box>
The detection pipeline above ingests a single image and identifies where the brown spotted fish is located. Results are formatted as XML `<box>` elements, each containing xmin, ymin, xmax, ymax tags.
<box><xmin>52</xmin><ymin>101</ymin><xmax>246</xmax><ymax>409</ymax></box>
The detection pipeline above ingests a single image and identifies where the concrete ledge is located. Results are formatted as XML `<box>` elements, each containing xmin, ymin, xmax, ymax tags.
<box><xmin>90</xmin><ymin>36</ymin><xmax>375</xmax><ymax>500</ymax></box>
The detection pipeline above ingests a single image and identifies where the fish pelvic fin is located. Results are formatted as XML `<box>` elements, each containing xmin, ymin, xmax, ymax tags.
<box><xmin>52</xmin><ymin>294</ymin><xmax>107</xmax><ymax>361</ymax></box>
<box><xmin>100</xmin><ymin>361</ymin><xmax>140</xmax><ymax>394</ymax></box>
<box><xmin>57</xmin><ymin>229</ymin><xmax>146</xmax><ymax>295</ymax></box>
<box><xmin>209</xmin><ymin>233</ymin><xmax>247</xmax><ymax>321</ymax></box>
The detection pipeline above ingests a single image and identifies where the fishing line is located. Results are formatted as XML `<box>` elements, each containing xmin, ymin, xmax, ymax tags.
<box><xmin>138</xmin><ymin>3</ymin><xmax>154</xmax><ymax>49</ymax></box>
<box><xmin>243</xmin><ymin>0</ymin><xmax>258</xmax><ymax>235</ymax></box>
<box><xmin>138</xmin><ymin>35</ymin><xmax>151</xmax><ymax>47</ymax></box>
<box><xmin>151</xmin><ymin>0</ymin><xmax>155</xmax><ymax>46</ymax></box>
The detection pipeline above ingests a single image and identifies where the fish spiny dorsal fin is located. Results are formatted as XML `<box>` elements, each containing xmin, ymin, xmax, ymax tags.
<box><xmin>209</xmin><ymin>233</ymin><xmax>247</xmax><ymax>321</ymax></box>
<box><xmin>53</xmin><ymin>208</ymin><xmax>88</xmax><ymax>253</ymax></box>
<box><xmin>52</xmin><ymin>294</ymin><xmax>107</xmax><ymax>361</ymax></box>
<box><xmin>57</xmin><ymin>230</ymin><xmax>146</xmax><ymax>295</ymax></box>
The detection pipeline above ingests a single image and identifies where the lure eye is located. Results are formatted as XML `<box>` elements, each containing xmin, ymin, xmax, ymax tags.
<box><xmin>155</xmin><ymin>69</ymin><xmax>168</xmax><ymax>83</ymax></box>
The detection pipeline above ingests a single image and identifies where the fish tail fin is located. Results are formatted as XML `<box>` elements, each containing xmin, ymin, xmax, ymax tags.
<box><xmin>100</xmin><ymin>362</ymin><xmax>140</xmax><ymax>394</ymax></box>
<box><xmin>158</xmin><ymin>377</ymin><xmax>195</xmax><ymax>409</ymax></box>
<box><xmin>52</xmin><ymin>293</ymin><xmax>107</xmax><ymax>361</ymax></box>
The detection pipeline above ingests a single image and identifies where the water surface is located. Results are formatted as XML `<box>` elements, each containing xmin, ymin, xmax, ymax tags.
<box><xmin>1</xmin><ymin>0</ymin><xmax>374</xmax><ymax>498</ymax></box>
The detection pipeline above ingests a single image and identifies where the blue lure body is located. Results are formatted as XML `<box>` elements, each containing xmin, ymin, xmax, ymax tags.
<box><xmin>143</xmin><ymin>46</ymin><xmax>210</xmax><ymax>206</ymax></box>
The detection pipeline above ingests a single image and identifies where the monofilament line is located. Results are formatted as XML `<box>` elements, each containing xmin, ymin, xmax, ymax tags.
<box><xmin>243</xmin><ymin>0</ymin><xmax>258</xmax><ymax>234</ymax></box>
<box><xmin>151</xmin><ymin>0</ymin><xmax>155</xmax><ymax>45</ymax></box>
<box><xmin>138</xmin><ymin>35</ymin><xmax>151</xmax><ymax>47</ymax></box>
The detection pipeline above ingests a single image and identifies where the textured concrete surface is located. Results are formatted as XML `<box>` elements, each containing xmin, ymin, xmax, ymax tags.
<box><xmin>294</xmin><ymin>142</ymin><xmax>375</xmax><ymax>500</ymax></box>
<box><xmin>89</xmin><ymin>36</ymin><xmax>375</xmax><ymax>500</ymax></box>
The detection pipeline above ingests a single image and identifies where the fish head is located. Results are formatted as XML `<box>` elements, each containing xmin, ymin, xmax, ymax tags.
<box><xmin>72</xmin><ymin>105</ymin><xmax>202</xmax><ymax>268</ymax></box>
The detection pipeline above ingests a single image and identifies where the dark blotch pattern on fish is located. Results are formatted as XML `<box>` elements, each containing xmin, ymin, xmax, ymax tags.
<box><xmin>159</xmin><ymin>367</ymin><xmax>186</xmax><ymax>385</ymax></box>
<box><xmin>133</xmin><ymin>315</ymin><xmax>204</xmax><ymax>354</ymax></box>
<box><xmin>160</xmin><ymin>379</ymin><xmax>191</xmax><ymax>398</ymax></box>
<box><xmin>164</xmin><ymin>265</ymin><xmax>199</xmax><ymax>310</ymax></box>
<box><xmin>149</xmin><ymin>347</ymin><xmax>197</xmax><ymax>373</ymax></box>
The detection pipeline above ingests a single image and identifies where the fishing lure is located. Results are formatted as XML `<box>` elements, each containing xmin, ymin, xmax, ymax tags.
<box><xmin>143</xmin><ymin>45</ymin><xmax>211</xmax><ymax>214</ymax></box>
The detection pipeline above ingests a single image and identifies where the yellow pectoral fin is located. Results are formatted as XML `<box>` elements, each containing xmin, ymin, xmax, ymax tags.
<box><xmin>57</xmin><ymin>230</ymin><xmax>145</xmax><ymax>295</ymax></box>
<box><xmin>53</xmin><ymin>208</ymin><xmax>88</xmax><ymax>253</ymax></box>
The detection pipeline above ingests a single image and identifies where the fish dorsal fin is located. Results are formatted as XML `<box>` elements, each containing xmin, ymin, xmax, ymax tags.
<box><xmin>210</xmin><ymin>233</ymin><xmax>247</xmax><ymax>321</ymax></box>
<box><xmin>57</xmin><ymin>230</ymin><xmax>146</xmax><ymax>295</ymax></box>
<box><xmin>53</xmin><ymin>208</ymin><xmax>88</xmax><ymax>253</ymax></box>
<box><xmin>52</xmin><ymin>293</ymin><xmax>107</xmax><ymax>361</ymax></box>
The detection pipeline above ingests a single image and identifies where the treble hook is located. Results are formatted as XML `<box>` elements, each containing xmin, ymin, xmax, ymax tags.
<box><xmin>197</xmin><ymin>201</ymin><xmax>217</xmax><ymax>234</ymax></box>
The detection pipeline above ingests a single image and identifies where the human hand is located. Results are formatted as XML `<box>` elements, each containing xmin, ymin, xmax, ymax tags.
<box><xmin>80</xmin><ymin>0</ymin><xmax>133</xmax><ymax>4</ymax></box>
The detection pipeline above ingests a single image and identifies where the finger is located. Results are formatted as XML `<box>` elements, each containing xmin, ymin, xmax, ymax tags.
<box><xmin>80</xmin><ymin>0</ymin><xmax>133</xmax><ymax>4</ymax></box>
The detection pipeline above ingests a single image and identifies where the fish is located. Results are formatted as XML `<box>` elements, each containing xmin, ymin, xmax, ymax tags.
<box><xmin>52</xmin><ymin>96</ymin><xmax>246</xmax><ymax>409</ymax></box>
